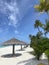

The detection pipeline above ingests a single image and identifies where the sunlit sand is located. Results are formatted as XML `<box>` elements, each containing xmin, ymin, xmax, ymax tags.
<box><xmin>0</xmin><ymin>46</ymin><xmax>48</xmax><ymax>65</ymax></box>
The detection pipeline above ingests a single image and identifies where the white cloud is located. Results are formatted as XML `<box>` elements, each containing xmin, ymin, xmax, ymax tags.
<box><xmin>6</xmin><ymin>2</ymin><xmax>19</xmax><ymax>14</ymax></box>
<box><xmin>0</xmin><ymin>0</ymin><xmax>20</xmax><ymax>27</ymax></box>
<box><xmin>14</xmin><ymin>30</ymin><xmax>19</xmax><ymax>34</ymax></box>
<box><xmin>8</xmin><ymin>14</ymin><xmax>18</xmax><ymax>27</ymax></box>
<box><xmin>6</xmin><ymin>2</ymin><xmax>20</xmax><ymax>27</ymax></box>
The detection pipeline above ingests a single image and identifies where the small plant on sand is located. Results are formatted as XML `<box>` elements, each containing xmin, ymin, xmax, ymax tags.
<box><xmin>38</xmin><ymin>63</ymin><xmax>45</xmax><ymax>65</ymax></box>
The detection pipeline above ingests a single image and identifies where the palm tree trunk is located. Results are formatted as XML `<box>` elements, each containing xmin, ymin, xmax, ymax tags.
<box><xmin>38</xmin><ymin>27</ymin><xmax>40</xmax><ymax>32</ymax></box>
<box><xmin>13</xmin><ymin>44</ymin><xmax>15</xmax><ymax>55</ymax></box>
<box><xmin>44</xmin><ymin>32</ymin><xmax>46</xmax><ymax>37</ymax></box>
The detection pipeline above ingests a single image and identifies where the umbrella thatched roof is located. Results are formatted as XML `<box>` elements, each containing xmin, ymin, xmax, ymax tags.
<box><xmin>2</xmin><ymin>38</ymin><xmax>27</xmax><ymax>46</ymax></box>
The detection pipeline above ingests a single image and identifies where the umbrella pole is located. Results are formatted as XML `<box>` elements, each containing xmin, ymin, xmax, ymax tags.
<box><xmin>21</xmin><ymin>44</ymin><xmax>22</xmax><ymax>50</ymax></box>
<box><xmin>13</xmin><ymin>44</ymin><xmax>15</xmax><ymax>55</ymax></box>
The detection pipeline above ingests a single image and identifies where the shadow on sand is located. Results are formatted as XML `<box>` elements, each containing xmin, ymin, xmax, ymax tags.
<box><xmin>17</xmin><ymin>57</ymin><xmax>48</xmax><ymax>65</ymax></box>
<box><xmin>1</xmin><ymin>53</ymin><xmax>22</xmax><ymax>58</ymax></box>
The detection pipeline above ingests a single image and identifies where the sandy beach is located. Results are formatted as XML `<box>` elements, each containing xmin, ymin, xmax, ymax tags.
<box><xmin>0</xmin><ymin>46</ymin><xmax>48</xmax><ymax>65</ymax></box>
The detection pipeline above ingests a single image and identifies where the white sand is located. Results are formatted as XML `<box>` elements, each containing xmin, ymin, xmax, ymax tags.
<box><xmin>0</xmin><ymin>45</ymin><xmax>48</xmax><ymax>65</ymax></box>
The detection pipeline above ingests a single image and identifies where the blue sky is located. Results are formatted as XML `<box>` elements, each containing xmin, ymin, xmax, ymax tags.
<box><xmin>0</xmin><ymin>0</ymin><xmax>49</xmax><ymax>43</ymax></box>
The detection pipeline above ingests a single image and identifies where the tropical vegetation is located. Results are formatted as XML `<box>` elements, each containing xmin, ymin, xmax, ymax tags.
<box><xmin>30</xmin><ymin>0</ymin><xmax>49</xmax><ymax>65</ymax></box>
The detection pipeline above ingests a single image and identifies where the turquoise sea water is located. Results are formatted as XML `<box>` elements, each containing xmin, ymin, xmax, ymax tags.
<box><xmin>0</xmin><ymin>45</ymin><xmax>26</xmax><ymax>48</ymax></box>
<box><xmin>0</xmin><ymin>46</ymin><xmax>8</xmax><ymax>48</ymax></box>
<box><xmin>0</xmin><ymin>45</ymin><xmax>17</xmax><ymax>48</ymax></box>
<box><xmin>0</xmin><ymin>46</ymin><xmax>5</xmax><ymax>48</ymax></box>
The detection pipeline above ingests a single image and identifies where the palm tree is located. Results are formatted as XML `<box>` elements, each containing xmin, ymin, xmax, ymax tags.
<box><xmin>36</xmin><ymin>31</ymin><xmax>43</xmax><ymax>39</ymax></box>
<box><xmin>34</xmin><ymin>0</ymin><xmax>49</xmax><ymax>14</ymax></box>
<box><xmin>29</xmin><ymin>35</ymin><xmax>36</xmax><ymax>47</ymax></box>
<box><xmin>44</xmin><ymin>20</ymin><xmax>49</xmax><ymax>35</ymax></box>
<box><xmin>34</xmin><ymin>20</ymin><xmax>43</xmax><ymax>32</ymax></box>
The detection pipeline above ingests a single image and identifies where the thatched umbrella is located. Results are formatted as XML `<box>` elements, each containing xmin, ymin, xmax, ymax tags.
<box><xmin>20</xmin><ymin>41</ymin><xmax>29</xmax><ymax>49</ymax></box>
<box><xmin>2</xmin><ymin>38</ymin><xmax>27</xmax><ymax>55</ymax></box>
